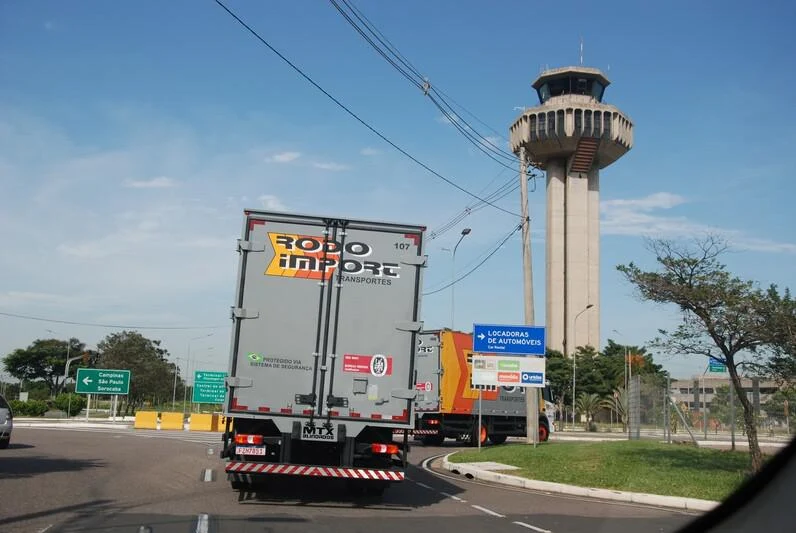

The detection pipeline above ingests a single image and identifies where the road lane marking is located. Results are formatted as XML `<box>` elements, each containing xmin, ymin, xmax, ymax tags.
<box><xmin>440</xmin><ymin>491</ymin><xmax>466</xmax><ymax>502</ymax></box>
<box><xmin>36</xmin><ymin>526</ymin><xmax>53</xmax><ymax>533</ymax></box>
<box><xmin>202</xmin><ymin>469</ymin><xmax>214</xmax><ymax>482</ymax></box>
<box><xmin>195</xmin><ymin>513</ymin><xmax>210</xmax><ymax>533</ymax></box>
<box><xmin>415</xmin><ymin>481</ymin><xmax>434</xmax><ymax>490</ymax></box>
<box><xmin>513</xmin><ymin>521</ymin><xmax>551</xmax><ymax>533</ymax></box>
<box><xmin>471</xmin><ymin>504</ymin><xmax>505</xmax><ymax>518</ymax></box>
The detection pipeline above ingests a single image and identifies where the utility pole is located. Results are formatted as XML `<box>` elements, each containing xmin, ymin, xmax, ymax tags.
<box><xmin>519</xmin><ymin>147</ymin><xmax>538</xmax><ymax>446</ymax></box>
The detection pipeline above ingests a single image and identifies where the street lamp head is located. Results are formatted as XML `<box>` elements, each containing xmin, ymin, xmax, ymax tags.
<box><xmin>461</xmin><ymin>228</ymin><xmax>471</xmax><ymax>236</ymax></box>
<box><xmin>586</xmin><ymin>304</ymin><xmax>594</xmax><ymax>309</ymax></box>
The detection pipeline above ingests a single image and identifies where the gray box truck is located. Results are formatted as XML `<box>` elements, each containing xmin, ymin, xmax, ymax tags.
<box><xmin>221</xmin><ymin>210</ymin><xmax>426</xmax><ymax>495</ymax></box>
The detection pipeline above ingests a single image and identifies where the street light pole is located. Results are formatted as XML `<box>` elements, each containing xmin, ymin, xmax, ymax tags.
<box><xmin>181</xmin><ymin>333</ymin><xmax>214</xmax><ymax>413</ymax></box>
<box><xmin>571</xmin><ymin>304</ymin><xmax>594</xmax><ymax>430</ymax></box>
<box><xmin>450</xmin><ymin>228</ymin><xmax>471</xmax><ymax>330</ymax></box>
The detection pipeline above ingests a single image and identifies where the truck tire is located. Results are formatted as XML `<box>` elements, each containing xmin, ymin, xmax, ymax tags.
<box><xmin>539</xmin><ymin>423</ymin><xmax>549</xmax><ymax>442</ymax></box>
<box><xmin>470</xmin><ymin>423</ymin><xmax>488</xmax><ymax>447</ymax></box>
<box><xmin>488</xmin><ymin>434</ymin><xmax>507</xmax><ymax>445</ymax></box>
<box><xmin>421</xmin><ymin>435</ymin><xmax>444</xmax><ymax>446</ymax></box>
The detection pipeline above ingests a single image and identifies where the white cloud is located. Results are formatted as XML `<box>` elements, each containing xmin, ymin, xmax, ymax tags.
<box><xmin>601</xmin><ymin>192</ymin><xmax>687</xmax><ymax>212</ymax></box>
<box><xmin>123</xmin><ymin>176</ymin><xmax>177</xmax><ymax>189</ymax></box>
<box><xmin>258</xmin><ymin>194</ymin><xmax>286</xmax><ymax>210</ymax></box>
<box><xmin>601</xmin><ymin>192</ymin><xmax>796</xmax><ymax>253</ymax></box>
<box><xmin>265</xmin><ymin>151</ymin><xmax>301</xmax><ymax>163</ymax></box>
<box><xmin>312</xmin><ymin>162</ymin><xmax>350</xmax><ymax>171</ymax></box>
<box><xmin>360</xmin><ymin>147</ymin><xmax>381</xmax><ymax>156</ymax></box>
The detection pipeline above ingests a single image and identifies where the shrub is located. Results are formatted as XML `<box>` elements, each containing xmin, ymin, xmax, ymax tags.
<box><xmin>8</xmin><ymin>399</ymin><xmax>49</xmax><ymax>417</ymax></box>
<box><xmin>53</xmin><ymin>393</ymin><xmax>86</xmax><ymax>416</ymax></box>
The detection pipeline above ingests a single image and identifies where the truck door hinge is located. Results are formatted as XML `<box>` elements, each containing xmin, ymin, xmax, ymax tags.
<box><xmin>231</xmin><ymin>307</ymin><xmax>259</xmax><ymax>320</ymax></box>
<box><xmin>401</xmin><ymin>255</ymin><xmax>428</xmax><ymax>267</ymax></box>
<box><xmin>237</xmin><ymin>240</ymin><xmax>266</xmax><ymax>253</ymax></box>
<box><xmin>226</xmin><ymin>377</ymin><xmax>253</xmax><ymax>388</ymax></box>
<box><xmin>326</xmin><ymin>395</ymin><xmax>349</xmax><ymax>408</ymax></box>
<box><xmin>295</xmin><ymin>393</ymin><xmax>316</xmax><ymax>406</ymax></box>
<box><xmin>396</xmin><ymin>321</ymin><xmax>423</xmax><ymax>332</ymax></box>
<box><xmin>391</xmin><ymin>389</ymin><xmax>418</xmax><ymax>400</ymax></box>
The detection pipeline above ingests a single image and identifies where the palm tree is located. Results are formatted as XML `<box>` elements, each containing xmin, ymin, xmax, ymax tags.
<box><xmin>576</xmin><ymin>392</ymin><xmax>603</xmax><ymax>430</ymax></box>
<box><xmin>601</xmin><ymin>387</ymin><xmax>628</xmax><ymax>431</ymax></box>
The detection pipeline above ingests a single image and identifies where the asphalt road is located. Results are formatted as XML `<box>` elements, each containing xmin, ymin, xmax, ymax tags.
<box><xmin>0</xmin><ymin>427</ymin><xmax>698</xmax><ymax>533</ymax></box>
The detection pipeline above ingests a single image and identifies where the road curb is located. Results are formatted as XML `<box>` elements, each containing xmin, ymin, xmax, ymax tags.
<box><xmin>14</xmin><ymin>421</ymin><xmax>132</xmax><ymax>429</ymax></box>
<box><xmin>440</xmin><ymin>452</ymin><xmax>719</xmax><ymax>512</ymax></box>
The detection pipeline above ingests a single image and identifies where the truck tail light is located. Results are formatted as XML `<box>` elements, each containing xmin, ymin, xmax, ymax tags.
<box><xmin>427</xmin><ymin>418</ymin><xmax>440</xmax><ymax>425</ymax></box>
<box><xmin>371</xmin><ymin>443</ymin><xmax>399</xmax><ymax>455</ymax></box>
<box><xmin>235</xmin><ymin>434</ymin><xmax>264</xmax><ymax>445</ymax></box>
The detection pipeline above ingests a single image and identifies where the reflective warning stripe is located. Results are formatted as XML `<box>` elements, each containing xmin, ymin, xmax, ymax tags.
<box><xmin>225</xmin><ymin>462</ymin><xmax>404</xmax><ymax>481</ymax></box>
<box><xmin>392</xmin><ymin>429</ymin><xmax>439</xmax><ymax>435</ymax></box>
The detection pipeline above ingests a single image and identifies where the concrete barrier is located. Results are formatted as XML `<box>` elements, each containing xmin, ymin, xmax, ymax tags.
<box><xmin>189</xmin><ymin>413</ymin><xmax>216</xmax><ymax>432</ymax></box>
<box><xmin>159</xmin><ymin>412</ymin><xmax>185</xmax><ymax>430</ymax></box>
<box><xmin>133</xmin><ymin>411</ymin><xmax>158</xmax><ymax>430</ymax></box>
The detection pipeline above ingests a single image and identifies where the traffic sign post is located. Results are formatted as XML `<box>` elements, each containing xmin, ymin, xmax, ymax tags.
<box><xmin>473</xmin><ymin>324</ymin><xmax>546</xmax><ymax>355</ymax></box>
<box><xmin>75</xmin><ymin>368</ymin><xmax>130</xmax><ymax>395</ymax></box>
<box><xmin>192</xmin><ymin>370</ymin><xmax>227</xmax><ymax>404</ymax></box>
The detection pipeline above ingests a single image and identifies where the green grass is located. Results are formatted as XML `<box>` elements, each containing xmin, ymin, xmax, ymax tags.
<box><xmin>450</xmin><ymin>440</ymin><xmax>758</xmax><ymax>501</ymax></box>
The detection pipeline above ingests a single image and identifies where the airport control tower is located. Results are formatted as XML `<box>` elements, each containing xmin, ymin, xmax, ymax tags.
<box><xmin>510</xmin><ymin>67</ymin><xmax>633</xmax><ymax>357</ymax></box>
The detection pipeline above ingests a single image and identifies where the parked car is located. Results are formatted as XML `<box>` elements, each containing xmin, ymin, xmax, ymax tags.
<box><xmin>0</xmin><ymin>393</ymin><xmax>13</xmax><ymax>449</ymax></box>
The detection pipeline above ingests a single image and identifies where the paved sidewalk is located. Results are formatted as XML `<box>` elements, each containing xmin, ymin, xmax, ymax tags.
<box><xmin>440</xmin><ymin>452</ymin><xmax>719</xmax><ymax>512</ymax></box>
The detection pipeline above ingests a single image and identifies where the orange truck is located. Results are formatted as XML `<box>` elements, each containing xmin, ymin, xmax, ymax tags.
<box><xmin>404</xmin><ymin>329</ymin><xmax>555</xmax><ymax>446</ymax></box>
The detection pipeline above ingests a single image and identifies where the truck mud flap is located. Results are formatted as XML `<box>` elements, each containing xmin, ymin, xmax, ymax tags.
<box><xmin>225</xmin><ymin>462</ymin><xmax>404</xmax><ymax>481</ymax></box>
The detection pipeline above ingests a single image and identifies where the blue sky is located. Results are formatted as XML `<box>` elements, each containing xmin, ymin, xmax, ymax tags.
<box><xmin>0</xmin><ymin>0</ymin><xmax>794</xmax><ymax>381</ymax></box>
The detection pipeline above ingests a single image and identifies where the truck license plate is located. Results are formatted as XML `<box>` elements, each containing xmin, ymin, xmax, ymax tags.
<box><xmin>236</xmin><ymin>446</ymin><xmax>266</xmax><ymax>456</ymax></box>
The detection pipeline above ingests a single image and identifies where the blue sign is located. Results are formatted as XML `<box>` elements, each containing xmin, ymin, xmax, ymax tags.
<box><xmin>473</xmin><ymin>323</ymin><xmax>546</xmax><ymax>356</ymax></box>
<box><xmin>521</xmin><ymin>371</ymin><xmax>544</xmax><ymax>385</ymax></box>
<box><xmin>708</xmin><ymin>359</ymin><xmax>726</xmax><ymax>373</ymax></box>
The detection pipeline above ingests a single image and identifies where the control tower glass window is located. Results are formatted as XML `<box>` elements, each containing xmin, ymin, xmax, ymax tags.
<box><xmin>538</xmin><ymin>76</ymin><xmax>606</xmax><ymax>103</ymax></box>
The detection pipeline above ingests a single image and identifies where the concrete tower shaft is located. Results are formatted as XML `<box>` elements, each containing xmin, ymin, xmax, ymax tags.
<box><xmin>509</xmin><ymin>66</ymin><xmax>633</xmax><ymax>357</ymax></box>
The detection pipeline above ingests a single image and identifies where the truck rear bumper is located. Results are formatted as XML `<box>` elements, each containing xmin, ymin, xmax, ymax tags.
<box><xmin>225</xmin><ymin>461</ymin><xmax>404</xmax><ymax>481</ymax></box>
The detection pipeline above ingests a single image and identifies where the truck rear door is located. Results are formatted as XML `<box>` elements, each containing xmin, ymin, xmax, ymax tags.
<box><xmin>414</xmin><ymin>331</ymin><xmax>441</xmax><ymax>412</ymax></box>
<box><xmin>226</xmin><ymin>211</ymin><xmax>426</xmax><ymax>429</ymax></box>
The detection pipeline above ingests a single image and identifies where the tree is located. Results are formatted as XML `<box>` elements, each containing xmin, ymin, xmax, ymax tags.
<box><xmin>617</xmin><ymin>236</ymin><xmax>794</xmax><ymax>472</ymax></box>
<box><xmin>763</xmin><ymin>388</ymin><xmax>796</xmax><ymax>433</ymax></box>
<box><xmin>763</xmin><ymin>287</ymin><xmax>796</xmax><ymax>384</ymax></box>
<box><xmin>545</xmin><ymin>349</ymin><xmax>572</xmax><ymax>421</ymax></box>
<box><xmin>601</xmin><ymin>387</ymin><xmax>628</xmax><ymax>430</ymax></box>
<box><xmin>3</xmin><ymin>338</ymin><xmax>86</xmax><ymax>396</ymax></box>
<box><xmin>575</xmin><ymin>392</ymin><xmax>602</xmax><ymax>429</ymax></box>
<box><xmin>96</xmin><ymin>331</ymin><xmax>179</xmax><ymax>415</ymax></box>
<box><xmin>709</xmin><ymin>385</ymin><xmax>744</xmax><ymax>432</ymax></box>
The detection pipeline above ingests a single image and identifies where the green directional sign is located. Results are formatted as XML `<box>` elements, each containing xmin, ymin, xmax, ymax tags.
<box><xmin>75</xmin><ymin>368</ymin><xmax>130</xmax><ymax>395</ymax></box>
<box><xmin>193</xmin><ymin>370</ymin><xmax>227</xmax><ymax>404</ymax></box>
<box><xmin>708</xmin><ymin>359</ymin><xmax>726</xmax><ymax>373</ymax></box>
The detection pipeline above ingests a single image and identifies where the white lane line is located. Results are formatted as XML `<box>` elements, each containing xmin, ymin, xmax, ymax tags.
<box><xmin>415</xmin><ymin>481</ymin><xmax>434</xmax><ymax>490</ymax></box>
<box><xmin>195</xmin><ymin>513</ymin><xmax>210</xmax><ymax>533</ymax></box>
<box><xmin>203</xmin><ymin>469</ymin><xmax>214</xmax><ymax>482</ymax></box>
<box><xmin>471</xmin><ymin>504</ymin><xmax>505</xmax><ymax>518</ymax></box>
<box><xmin>512</xmin><ymin>521</ymin><xmax>551</xmax><ymax>533</ymax></box>
<box><xmin>36</xmin><ymin>526</ymin><xmax>53</xmax><ymax>533</ymax></box>
<box><xmin>440</xmin><ymin>491</ymin><xmax>466</xmax><ymax>502</ymax></box>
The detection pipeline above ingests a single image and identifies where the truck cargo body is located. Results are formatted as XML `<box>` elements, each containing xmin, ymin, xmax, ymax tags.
<box><xmin>221</xmin><ymin>210</ymin><xmax>426</xmax><ymax>492</ymax></box>
<box><xmin>403</xmin><ymin>330</ymin><xmax>554</xmax><ymax>446</ymax></box>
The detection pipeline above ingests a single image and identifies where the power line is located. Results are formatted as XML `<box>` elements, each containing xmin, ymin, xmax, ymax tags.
<box><xmin>0</xmin><ymin>311</ymin><xmax>229</xmax><ymax>331</ymax></box>
<box><xmin>328</xmin><ymin>0</ymin><xmax>521</xmax><ymax>165</ymax></box>
<box><xmin>214</xmin><ymin>0</ymin><xmax>520</xmax><ymax>218</ymax></box>
<box><xmin>423</xmin><ymin>223</ymin><xmax>523</xmax><ymax>296</ymax></box>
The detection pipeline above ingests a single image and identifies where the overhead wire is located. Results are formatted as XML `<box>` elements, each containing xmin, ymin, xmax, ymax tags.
<box><xmin>423</xmin><ymin>223</ymin><xmax>523</xmax><ymax>296</ymax></box>
<box><xmin>328</xmin><ymin>0</ymin><xmax>523</xmax><ymax>166</ymax></box>
<box><xmin>0</xmin><ymin>311</ymin><xmax>230</xmax><ymax>330</ymax></box>
<box><xmin>213</xmin><ymin>0</ymin><xmax>520</xmax><ymax>218</ymax></box>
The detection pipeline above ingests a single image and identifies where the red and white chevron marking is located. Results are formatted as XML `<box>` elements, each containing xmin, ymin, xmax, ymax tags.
<box><xmin>225</xmin><ymin>462</ymin><xmax>404</xmax><ymax>481</ymax></box>
<box><xmin>392</xmin><ymin>429</ymin><xmax>439</xmax><ymax>435</ymax></box>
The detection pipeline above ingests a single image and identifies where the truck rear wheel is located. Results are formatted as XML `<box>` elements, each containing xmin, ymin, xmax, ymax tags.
<box><xmin>539</xmin><ymin>423</ymin><xmax>549</xmax><ymax>442</ymax></box>
<box><xmin>488</xmin><ymin>434</ymin><xmax>507</xmax><ymax>445</ymax></box>
<box><xmin>421</xmin><ymin>435</ymin><xmax>444</xmax><ymax>446</ymax></box>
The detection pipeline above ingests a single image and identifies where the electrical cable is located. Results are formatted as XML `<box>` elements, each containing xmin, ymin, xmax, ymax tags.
<box><xmin>0</xmin><ymin>311</ymin><xmax>229</xmax><ymax>331</ymax></box>
<box><xmin>423</xmin><ymin>223</ymin><xmax>523</xmax><ymax>296</ymax></box>
<box><xmin>214</xmin><ymin>0</ymin><xmax>520</xmax><ymax>218</ymax></box>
